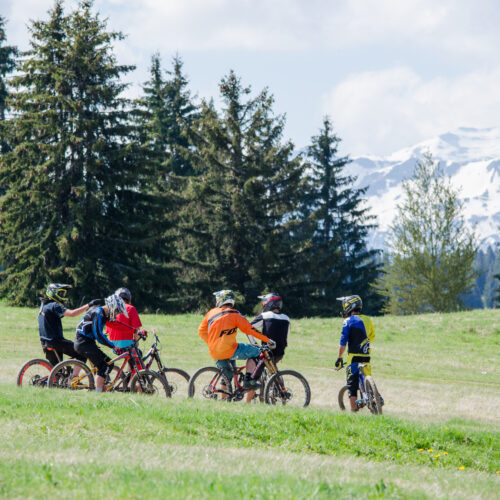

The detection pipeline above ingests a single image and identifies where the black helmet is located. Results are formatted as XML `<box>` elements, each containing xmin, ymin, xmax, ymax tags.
<box><xmin>115</xmin><ymin>287</ymin><xmax>132</xmax><ymax>303</ymax></box>
<box><xmin>336</xmin><ymin>295</ymin><xmax>362</xmax><ymax>317</ymax></box>
<box><xmin>45</xmin><ymin>283</ymin><xmax>72</xmax><ymax>305</ymax></box>
<box><xmin>258</xmin><ymin>293</ymin><xmax>283</xmax><ymax>312</ymax></box>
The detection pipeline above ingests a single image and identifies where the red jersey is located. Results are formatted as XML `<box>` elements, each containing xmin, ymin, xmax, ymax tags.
<box><xmin>106</xmin><ymin>303</ymin><xmax>142</xmax><ymax>342</ymax></box>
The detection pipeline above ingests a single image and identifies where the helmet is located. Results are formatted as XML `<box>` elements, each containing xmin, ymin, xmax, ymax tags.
<box><xmin>105</xmin><ymin>294</ymin><xmax>129</xmax><ymax>321</ymax></box>
<box><xmin>258</xmin><ymin>293</ymin><xmax>282</xmax><ymax>312</ymax></box>
<box><xmin>336</xmin><ymin>295</ymin><xmax>362</xmax><ymax>317</ymax></box>
<box><xmin>46</xmin><ymin>283</ymin><xmax>72</xmax><ymax>305</ymax></box>
<box><xmin>115</xmin><ymin>287</ymin><xmax>132</xmax><ymax>303</ymax></box>
<box><xmin>213</xmin><ymin>290</ymin><xmax>235</xmax><ymax>308</ymax></box>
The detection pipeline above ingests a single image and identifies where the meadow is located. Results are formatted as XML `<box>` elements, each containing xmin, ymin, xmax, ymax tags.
<box><xmin>0</xmin><ymin>302</ymin><xmax>499</xmax><ymax>499</ymax></box>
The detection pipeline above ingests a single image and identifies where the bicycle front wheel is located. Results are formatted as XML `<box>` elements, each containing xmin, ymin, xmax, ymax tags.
<box><xmin>48</xmin><ymin>359</ymin><xmax>95</xmax><ymax>390</ymax></box>
<box><xmin>130</xmin><ymin>369</ymin><xmax>170</xmax><ymax>398</ymax></box>
<box><xmin>17</xmin><ymin>359</ymin><xmax>52</xmax><ymax>387</ymax></box>
<box><xmin>265</xmin><ymin>370</ymin><xmax>311</xmax><ymax>407</ymax></box>
<box><xmin>365</xmin><ymin>376</ymin><xmax>383</xmax><ymax>415</ymax></box>
<box><xmin>338</xmin><ymin>385</ymin><xmax>350</xmax><ymax>411</ymax></box>
<box><xmin>161</xmin><ymin>368</ymin><xmax>190</xmax><ymax>399</ymax></box>
<box><xmin>188</xmin><ymin>366</ymin><xmax>231</xmax><ymax>400</ymax></box>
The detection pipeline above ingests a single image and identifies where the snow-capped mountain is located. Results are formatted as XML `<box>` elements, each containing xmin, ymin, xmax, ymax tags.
<box><xmin>351</xmin><ymin>127</ymin><xmax>500</xmax><ymax>249</ymax></box>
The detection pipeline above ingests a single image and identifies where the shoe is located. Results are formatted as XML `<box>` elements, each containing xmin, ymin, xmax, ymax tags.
<box><xmin>243</xmin><ymin>379</ymin><xmax>261</xmax><ymax>390</ymax></box>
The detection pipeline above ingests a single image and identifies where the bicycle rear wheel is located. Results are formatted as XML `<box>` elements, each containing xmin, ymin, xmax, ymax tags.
<box><xmin>188</xmin><ymin>366</ymin><xmax>231</xmax><ymax>400</ymax></box>
<box><xmin>48</xmin><ymin>359</ymin><xmax>95</xmax><ymax>390</ymax></box>
<box><xmin>130</xmin><ymin>369</ymin><xmax>170</xmax><ymax>398</ymax></box>
<box><xmin>161</xmin><ymin>368</ymin><xmax>190</xmax><ymax>399</ymax></box>
<box><xmin>365</xmin><ymin>376</ymin><xmax>383</xmax><ymax>415</ymax></box>
<box><xmin>17</xmin><ymin>359</ymin><xmax>52</xmax><ymax>387</ymax></box>
<box><xmin>265</xmin><ymin>370</ymin><xmax>311</xmax><ymax>407</ymax></box>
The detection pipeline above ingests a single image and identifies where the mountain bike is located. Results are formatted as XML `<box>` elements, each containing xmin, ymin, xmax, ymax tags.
<box><xmin>16</xmin><ymin>347</ymin><xmax>62</xmax><ymax>387</ymax></box>
<box><xmin>141</xmin><ymin>330</ymin><xmax>190</xmax><ymax>399</ymax></box>
<box><xmin>47</xmin><ymin>343</ymin><xmax>170</xmax><ymax>397</ymax></box>
<box><xmin>188</xmin><ymin>345</ymin><xmax>311</xmax><ymax>407</ymax></box>
<box><xmin>336</xmin><ymin>361</ymin><xmax>383</xmax><ymax>414</ymax></box>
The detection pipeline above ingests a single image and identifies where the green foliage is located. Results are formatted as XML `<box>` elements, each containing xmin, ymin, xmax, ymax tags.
<box><xmin>302</xmin><ymin>117</ymin><xmax>381</xmax><ymax>315</ymax></box>
<box><xmin>0</xmin><ymin>1</ymin><xmax>156</xmax><ymax>308</ymax></box>
<box><xmin>178</xmin><ymin>71</ymin><xmax>308</xmax><ymax>313</ymax></box>
<box><xmin>0</xmin><ymin>14</ymin><xmax>17</xmax><ymax>153</ymax></box>
<box><xmin>375</xmin><ymin>155</ymin><xmax>478</xmax><ymax>314</ymax></box>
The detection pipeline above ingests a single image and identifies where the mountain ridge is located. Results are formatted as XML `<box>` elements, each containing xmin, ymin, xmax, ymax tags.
<box><xmin>351</xmin><ymin>127</ymin><xmax>500</xmax><ymax>249</ymax></box>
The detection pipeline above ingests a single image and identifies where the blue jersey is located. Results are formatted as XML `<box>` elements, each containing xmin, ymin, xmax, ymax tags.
<box><xmin>76</xmin><ymin>306</ymin><xmax>114</xmax><ymax>349</ymax></box>
<box><xmin>340</xmin><ymin>314</ymin><xmax>375</xmax><ymax>356</ymax></box>
<box><xmin>38</xmin><ymin>301</ymin><xmax>67</xmax><ymax>342</ymax></box>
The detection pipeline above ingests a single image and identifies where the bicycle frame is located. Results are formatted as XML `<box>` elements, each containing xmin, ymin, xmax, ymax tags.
<box><xmin>70</xmin><ymin>346</ymin><xmax>145</xmax><ymax>391</ymax></box>
<box><xmin>142</xmin><ymin>332</ymin><xmax>165</xmax><ymax>372</ymax></box>
<box><xmin>209</xmin><ymin>347</ymin><xmax>279</xmax><ymax>400</ymax></box>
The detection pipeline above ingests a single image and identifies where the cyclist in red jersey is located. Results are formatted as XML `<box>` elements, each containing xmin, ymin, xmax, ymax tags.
<box><xmin>106</xmin><ymin>288</ymin><xmax>145</xmax><ymax>350</ymax></box>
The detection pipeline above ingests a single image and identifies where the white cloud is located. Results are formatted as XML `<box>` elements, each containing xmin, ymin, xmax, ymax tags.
<box><xmin>324</xmin><ymin>67</ymin><xmax>500</xmax><ymax>155</ymax></box>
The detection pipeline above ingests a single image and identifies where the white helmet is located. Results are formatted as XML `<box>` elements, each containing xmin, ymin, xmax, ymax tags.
<box><xmin>105</xmin><ymin>294</ymin><xmax>128</xmax><ymax>321</ymax></box>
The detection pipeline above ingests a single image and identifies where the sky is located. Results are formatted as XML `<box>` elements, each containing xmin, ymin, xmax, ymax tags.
<box><xmin>2</xmin><ymin>0</ymin><xmax>500</xmax><ymax>157</ymax></box>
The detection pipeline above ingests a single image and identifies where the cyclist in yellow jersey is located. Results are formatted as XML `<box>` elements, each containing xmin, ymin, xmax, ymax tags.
<box><xmin>334</xmin><ymin>295</ymin><xmax>376</xmax><ymax>411</ymax></box>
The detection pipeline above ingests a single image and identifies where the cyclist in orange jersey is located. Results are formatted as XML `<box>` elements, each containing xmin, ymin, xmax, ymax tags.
<box><xmin>198</xmin><ymin>290</ymin><xmax>274</xmax><ymax>390</ymax></box>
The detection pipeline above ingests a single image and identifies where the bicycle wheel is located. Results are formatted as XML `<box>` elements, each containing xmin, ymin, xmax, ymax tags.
<box><xmin>188</xmin><ymin>366</ymin><xmax>231</xmax><ymax>400</ymax></box>
<box><xmin>48</xmin><ymin>359</ymin><xmax>95</xmax><ymax>390</ymax></box>
<box><xmin>264</xmin><ymin>370</ymin><xmax>311</xmax><ymax>407</ymax></box>
<box><xmin>338</xmin><ymin>385</ymin><xmax>350</xmax><ymax>411</ymax></box>
<box><xmin>129</xmin><ymin>369</ymin><xmax>170</xmax><ymax>398</ymax></box>
<box><xmin>365</xmin><ymin>376</ymin><xmax>383</xmax><ymax>415</ymax></box>
<box><xmin>17</xmin><ymin>358</ymin><xmax>52</xmax><ymax>387</ymax></box>
<box><xmin>161</xmin><ymin>368</ymin><xmax>190</xmax><ymax>399</ymax></box>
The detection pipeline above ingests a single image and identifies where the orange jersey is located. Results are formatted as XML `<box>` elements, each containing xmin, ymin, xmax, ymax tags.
<box><xmin>198</xmin><ymin>307</ymin><xmax>270</xmax><ymax>360</ymax></box>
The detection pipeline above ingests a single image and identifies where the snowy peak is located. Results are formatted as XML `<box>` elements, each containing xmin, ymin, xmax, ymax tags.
<box><xmin>351</xmin><ymin>127</ymin><xmax>500</xmax><ymax>249</ymax></box>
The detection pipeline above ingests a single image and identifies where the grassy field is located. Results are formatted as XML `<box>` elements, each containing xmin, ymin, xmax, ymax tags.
<box><xmin>0</xmin><ymin>301</ymin><xmax>499</xmax><ymax>499</ymax></box>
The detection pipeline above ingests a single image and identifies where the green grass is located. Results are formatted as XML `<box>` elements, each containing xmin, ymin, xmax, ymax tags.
<box><xmin>0</xmin><ymin>301</ymin><xmax>499</xmax><ymax>499</ymax></box>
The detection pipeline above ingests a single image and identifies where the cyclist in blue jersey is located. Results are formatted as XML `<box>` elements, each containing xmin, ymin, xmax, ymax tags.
<box><xmin>38</xmin><ymin>283</ymin><xmax>103</xmax><ymax>366</ymax></box>
<box><xmin>334</xmin><ymin>295</ymin><xmax>376</xmax><ymax>412</ymax></box>
<box><xmin>74</xmin><ymin>294</ymin><xmax>128</xmax><ymax>392</ymax></box>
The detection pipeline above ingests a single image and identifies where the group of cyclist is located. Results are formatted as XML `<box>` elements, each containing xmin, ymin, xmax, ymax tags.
<box><xmin>37</xmin><ymin>282</ymin><xmax>376</xmax><ymax>409</ymax></box>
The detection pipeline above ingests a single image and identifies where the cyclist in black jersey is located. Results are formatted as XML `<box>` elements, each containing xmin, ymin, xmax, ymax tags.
<box><xmin>74</xmin><ymin>294</ymin><xmax>128</xmax><ymax>392</ymax></box>
<box><xmin>38</xmin><ymin>283</ymin><xmax>103</xmax><ymax>366</ymax></box>
<box><xmin>246</xmin><ymin>293</ymin><xmax>290</xmax><ymax>403</ymax></box>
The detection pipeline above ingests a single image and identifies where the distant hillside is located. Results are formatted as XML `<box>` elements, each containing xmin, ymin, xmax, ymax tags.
<box><xmin>351</xmin><ymin>126</ymin><xmax>500</xmax><ymax>249</ymax></box>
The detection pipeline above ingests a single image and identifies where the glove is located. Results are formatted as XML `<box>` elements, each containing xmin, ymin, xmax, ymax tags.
<box><xmin>266</xmin><ymin>339</ymin><xmax>276</xmax><ymax>349</ymax></box>
<box><xmin>335</xmin><ymin>357</ymin><xmax>344</xmax><ymax>369</ymax></box>
<box><xmin>88</xmin><ymin>298</ymin><xmax>104</xmax><ymax>307</ymax></box>
<box><xmin>137</xmin><ymin>329</ymin><xmax>148</xmax><ymax>339</ymax></box>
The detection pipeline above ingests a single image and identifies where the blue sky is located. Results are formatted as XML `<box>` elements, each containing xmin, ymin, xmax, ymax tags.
<box><xmin>2</xmin><ymin>0</ymin><xmax>500</xmax><ymax>156</ymax></box>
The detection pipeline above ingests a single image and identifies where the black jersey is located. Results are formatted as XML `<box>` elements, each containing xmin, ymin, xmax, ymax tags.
<box><xmin>250</xmin><ymin>311</ymin><xmax>290</xmax><ymax>357</ymax></box>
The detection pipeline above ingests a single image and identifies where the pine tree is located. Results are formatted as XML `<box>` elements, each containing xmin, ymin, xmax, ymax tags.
<box><xmin>0</xmin><ymin>1</ymin><xmax>155</xmax><ymax>308</ymax></box>
<box><xmin>374</xmin><ymin>154</ymin><xmax>478</xmax><ymax>314</ymax></box>
<box><xmin>179</xmin><ymin>71</ymin><xmax>307</xmax><ymax>313</ymax></box>
<box><xmin>134</xmin><ymin>53</ymin><xmax>199</xmax><ymax>309</ymax></box>
<box><xmin>302</xmin><ymin>117</ymin><xmax>381</xmax><ymax>315</ymax></box>
<box><xmin>0</xmin><ymin>15</ymin><xmax>17</xmax><ymax>153</ymax></box>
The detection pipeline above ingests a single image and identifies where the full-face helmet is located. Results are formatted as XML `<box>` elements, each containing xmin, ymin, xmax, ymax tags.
<box><xmin>45</xmin><ymin>283</ymin><xmax>72</xmax><ymax>305</ymax></box>
<box><xmin>336</xmin><ymin>295</ymin><xmax>362</xmax><ymax>318</ymax></box>
<box><xmin>258</xmin><ymin>293</ymin><xmax>283</xmax><ymax>312</ymax></box>
<box><xmin>115</xmin><ymin>287</ymin><xmax>132</xmax><ymax>304</ymax></box>
<box><xmin>105</xmin><ymin>294</ymin><xmax>129</xmax><ymax>321</ymax></box>
<box><xmin>213</xmin><ymin>290</ymin><xmax>235</xmax><ymax>308</ymax></box>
